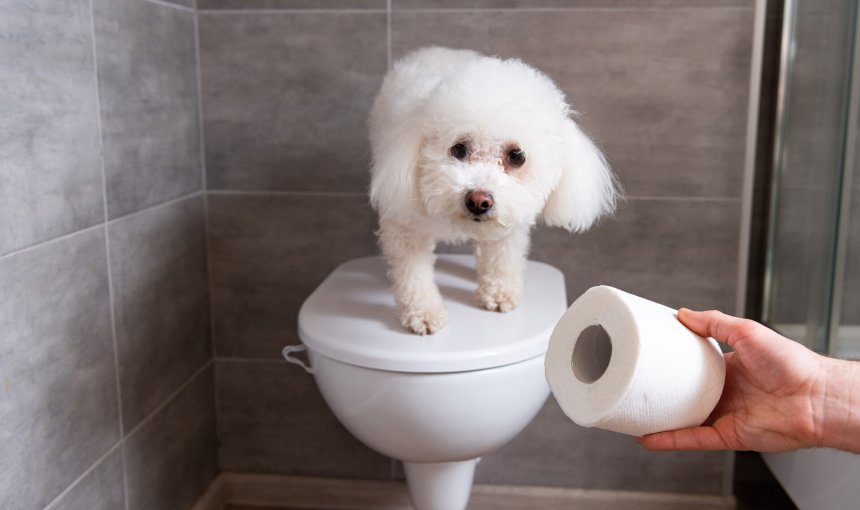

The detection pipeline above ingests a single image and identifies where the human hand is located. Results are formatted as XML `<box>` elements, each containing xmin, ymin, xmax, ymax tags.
<box><xmin>638</xmin><ymin>308</ymin><xmax>827</xmax><ymax>452</ymax></box>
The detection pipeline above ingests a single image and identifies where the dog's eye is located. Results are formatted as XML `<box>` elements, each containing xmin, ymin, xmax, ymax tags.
<box><xmin>507</xmin><ymin>148</ymin><xmax>526</xmax><ymax>167</ymax></box>
<box><xmin>450</xmin><ymin>143</ymin><xmax>469</xmax><ymax>160</ymax></box>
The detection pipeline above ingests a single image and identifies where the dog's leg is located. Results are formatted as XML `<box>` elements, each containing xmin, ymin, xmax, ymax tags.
<box><xmin>379</xmin><ymin>220</ymin><xmax>447</xmax><ymax>335</ymax></box>
<box><xmin>475</xmin><ymin>227</ymin><xmax>530</xmax><ymax>312</ymax></box>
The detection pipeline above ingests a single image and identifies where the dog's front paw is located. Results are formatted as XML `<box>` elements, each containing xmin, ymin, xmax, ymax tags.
<box><xmin>478</xmin><ymin>281</ymin><xmax>522</xmax><ymax>313</ymax></box>
<box><xmin>399</xmin><ymin>303</ymin><xmax>448</xmax><ymax>335</ymax></box>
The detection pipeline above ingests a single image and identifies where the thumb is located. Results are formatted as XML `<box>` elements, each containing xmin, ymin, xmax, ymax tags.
<box><xmin>677</xmin><ymin>308</ymin><xmax>757</xmax><ymax>350</ymax></box>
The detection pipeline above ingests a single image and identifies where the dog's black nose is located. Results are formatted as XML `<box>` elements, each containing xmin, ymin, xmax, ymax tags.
<box><xmin>465</xmin><ymin>191</ymin><xmax>494</xmax><ymax>216</ymax></box>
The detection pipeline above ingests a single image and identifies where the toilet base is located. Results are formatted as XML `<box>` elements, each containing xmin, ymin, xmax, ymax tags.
<box><xmin>403</xmin><ymin>459</ymin><xmax>478</xmax><ymax>510</ymax></box>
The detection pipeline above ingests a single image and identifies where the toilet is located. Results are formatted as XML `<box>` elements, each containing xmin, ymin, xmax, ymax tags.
<box><xmin>283</xmin><ymin>254</ymin><xmax>566</xmax><ymax>510</ymax></box>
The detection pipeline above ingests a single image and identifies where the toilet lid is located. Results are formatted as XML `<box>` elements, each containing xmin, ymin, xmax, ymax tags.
<box><xmin>297</xmin><ymin>255</ymin><xmax>567</xmax><ymax>373</ymax></box>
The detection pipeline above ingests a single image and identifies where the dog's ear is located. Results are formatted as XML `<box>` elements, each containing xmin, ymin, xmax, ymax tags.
<box><xmin>369</xmin><ymin>118</ymin><xmax>424</xmax><ymax>222</ymax></box>
<box><xmin>542</xmin><ymin>118</ymin><xmax>619</xmax><ymax>232</ymax></box>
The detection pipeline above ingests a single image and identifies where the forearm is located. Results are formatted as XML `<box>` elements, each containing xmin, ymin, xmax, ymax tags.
<box><xmin>817</xmin><ymin>356</ymin><xmax>860</xmax><ymax>453</ymax></box>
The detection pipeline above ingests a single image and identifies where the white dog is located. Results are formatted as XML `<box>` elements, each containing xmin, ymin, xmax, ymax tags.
<box><xmin>369</xmin><ymin>47</ymin><xmax>618</xmax><ymax>335</ymax></box>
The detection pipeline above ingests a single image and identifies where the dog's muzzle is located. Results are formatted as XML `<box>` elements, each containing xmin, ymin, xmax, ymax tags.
<box><xmin>465</xmin><ymin>190</ymin><xmax>494</xmax><ymax>221</ymax></box>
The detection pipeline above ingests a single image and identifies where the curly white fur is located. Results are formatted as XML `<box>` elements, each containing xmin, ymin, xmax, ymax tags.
<box><xmin>369</xmin><ymin>47</ymin><xmax>619</xmax><ymax>335</ymax></box>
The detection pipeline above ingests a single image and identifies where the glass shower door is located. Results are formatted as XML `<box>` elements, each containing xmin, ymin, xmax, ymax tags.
<box><xmin>832</xmin><ymin>73</ymin><xmax>860</xmax><ymax>359</ymax></box>
<box><xmin>764</xmin><ymin>0</ymin><xmax>858</xmax><ymax>357</ymax></box>
<box><xmin>763</xmin><ymin>4</ymin><xmax>860</xmax><ymax>507</ymax></box>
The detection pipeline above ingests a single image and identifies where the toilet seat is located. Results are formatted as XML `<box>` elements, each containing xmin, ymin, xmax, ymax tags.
<box><xmin>297</xmin><ymin>255</ymin><xmax>567</xmax><ymax>373</ymax></box>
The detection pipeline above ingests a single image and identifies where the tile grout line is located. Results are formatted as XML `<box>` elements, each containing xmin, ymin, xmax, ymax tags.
<box><xmin>387</xmin><ymin>6</ymin><xmax>751</xmax><ymax>13</ymax></box>
<box><xmin>624</xmin><ymin>195</ymin><xmax>741</xmax><ymax>202</ymax></box>
<box><xmin>41</xmin><ymin>443</ymin><xmax>124</xmax><ymax>510</ymax></box>
<box><xmin>141</xmin><ymin>0</ymin><xmax>195</xmax><ymax>13</ymax></box>
<box><xmin>198</xmin><ymin>8</ymin><xmax>386</xmax><ymax>15</ymax></box>
<box><xmin>194</xmin><ymin>1</ymin><xmax>214</xmax><ymax>360</ymax></box>
<box><xmin>0</xmin><ymin>190</ymin><xmax>737</xmax><ymax>265</ymax></box>
<box><xmin>102</xmin><ymin>79</ymin><xmax>133</xmax><ymax>510</ymax></box>
<box><xmin>387</xmin><ymin>0</ymin><xmax>393</xmax><ymax>482</ymax></box>
<box><xmin>0</xmin><ymin>190</ymin><xmax>206</xmax><ymax>263</ymax></box>
<box><xmin>386</xmin><ymin>0</ymin><xmax>392</xmax><ymax>70</ymax></box>
<box><xmin>207</xmin><ymin>189</ymin><xmax>369</xmax><ymax>198</ymax></box>
<box><xmin>193</xmin><ymin>0</ymin><xmax>224</xmax><ymax>460</ymax></box>
<box><xmin>86</xmin><ymin>0</ymin><xmax>130</xmax><ymax>509</ymax></box>
<box><xmin>124</xmin><ymin>360</ymin><xmax>215</xmax><ymax>442</ymax></box>
<box><xmin>194</xmin><ymin>8</ymin><xmax>208</xmax><ymax>201</ymax></box>
<box><xmin>216</xmin><ymin>357</ymin><xmax>292</xmax><ymax>364</ymax></box>
<box><xmin>194</xmin><ymin>6</ymin><xmax>749</xmax><ymax>15</ymax></box>
<box><xmin>375</xmin><ymin>0</ymin><xmax>393</xmax><ymax>477</ymax></box>
<box><xmin>107</xmin><ymin>190</ymin><xmax>206</xmax><ymax>224</ymax></box>
<box><xmin>0</xmin><ymin>224</ymin><xmax>104</xmax><ymax>262</ymax></box>
<box><xmin>204</xmin><ymin>189</ymin><xmax>740</xmax><ymax>202</ymax></box>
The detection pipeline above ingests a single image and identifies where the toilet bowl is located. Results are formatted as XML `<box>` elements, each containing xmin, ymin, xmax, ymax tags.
<box><xmin>284</xmin><ymin>255</ymin><xmax>566</xmax><ymax>510</ymax></box>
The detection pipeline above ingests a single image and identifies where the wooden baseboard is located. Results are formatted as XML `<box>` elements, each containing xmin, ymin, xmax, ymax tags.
<box><xmin>192</xmin><ymin>472</ymin><xmax>736</xmax><ymax>510</ymax></box>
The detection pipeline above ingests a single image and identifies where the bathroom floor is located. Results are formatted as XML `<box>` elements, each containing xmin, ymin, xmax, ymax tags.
<box><xmin>217</xmin><ymin>452</ymin><xmax>796</xmax><ymax>510</ymax></box>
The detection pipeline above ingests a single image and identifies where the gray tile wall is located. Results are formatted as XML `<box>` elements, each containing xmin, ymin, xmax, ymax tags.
<box><xmin>199</xmin><ymin>0</ymin><xmax>385</xmax><ymax>9</ymax></box>
<box><xmin>0</xmin><ymin>229</ymin><xmax>118</xmax><ymax>510</ymax></box>
<box><xmin>0</xmin><ymin>0</ymin><xmax>103</xmax><ymax>257</ymax></box>
<box><xmin>110</xmin><ymin>196</ymin><xmax>211</xmax><ymax>431</ymax></box>
<box><xmin>43</xmin><ymin>449</ymin><xmax>126</xmax><ymax>510</ymax></box>
<box><xmin>208</xmin><ymin>193</ymin><xmax>379</xmax><ymax>359</ymax></box>
<box><xmin>202</xmin><ymin>0</ymin><xmax>757</xmax><ymax>497</ymax></box>
<box><xmin>216</xmin><ymin>361</ymin><xmax>391</xmax><ymax>478</ymax></box>
<box><xmin>94</xmin><ymin>0</ymin><xmax>203</xmax><ymax>219</ymax></box>
<box><xmin>394</xmin><ymin>0</ymin><xmax>752</xmax><ymax>8</ymax></box>
<box><xmin>199</xmin><ymin>12</ymin><xmax>387</xmax><ymax>191</ymax></box>
<box><xmin>0</xmin><ymin>1</ymin><xmax>217</xmax><ymax>509</ymax></box>
<box><xmin>3</xmin><ymin>0</ymin><xmax>763</xmax><ymax>505</ymax></box>
<box><xmin>124</xmin><ymin>366</ymin><xmax>218</xmax><ymax>510</ymax></box>
<box><xmin>198</xmin><ymin>3</ymin><xmax>391</xmax><ymax>481</ymax></box>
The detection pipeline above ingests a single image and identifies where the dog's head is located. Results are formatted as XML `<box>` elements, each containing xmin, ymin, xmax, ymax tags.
<box><xmin>370</xmin><ymin>55</ymin><xmax>618</xmax><ymax>240</ymax></box>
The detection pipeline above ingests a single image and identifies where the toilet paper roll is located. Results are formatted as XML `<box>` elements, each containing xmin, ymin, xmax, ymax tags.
<box><xmin>545</xmin><ymin>286</ymin><xmax>726</xmax><ymax>437</ymax></box>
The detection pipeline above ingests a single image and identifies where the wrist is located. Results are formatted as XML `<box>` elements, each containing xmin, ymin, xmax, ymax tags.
<box><xmin>816</xmin><ymin>356</ymin><xmax>860</xmax><ymax>453</ymax></box>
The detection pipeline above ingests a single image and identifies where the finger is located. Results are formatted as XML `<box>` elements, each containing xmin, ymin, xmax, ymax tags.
<box><xmin>677</xmin><ymin>308</ymin><xmax>760</xmax><ymax>350</ymax></box>
<box><xmin>638</xmin><ymin>426</ymin><xmax>730</xmax><ymax>451</ymax></box>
